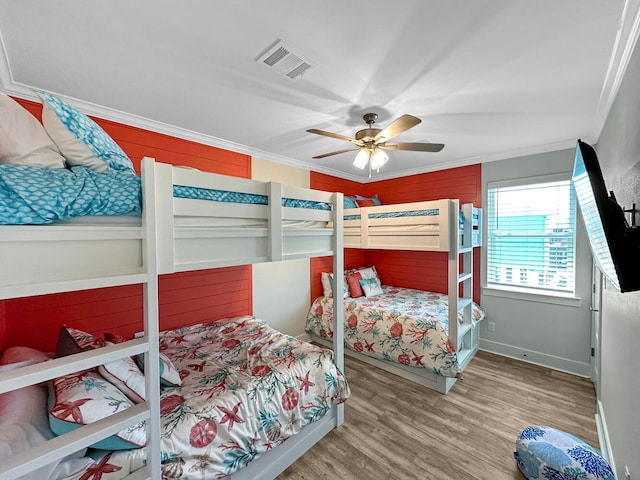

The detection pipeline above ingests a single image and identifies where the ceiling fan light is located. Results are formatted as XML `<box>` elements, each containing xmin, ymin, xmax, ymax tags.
<box><xmin>353</xmin><ymin>149</ymin><xmax>370</xmax><ymax>169</ymax></box>
<box><xmin>370</xmin><ymin>149</ymin><xmax>389</xmax><ymax>170</ymax></box>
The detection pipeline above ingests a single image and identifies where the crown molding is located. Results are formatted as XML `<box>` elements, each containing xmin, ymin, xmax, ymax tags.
<box><xmin>591</xmin><ymin>0</ymin><xmax>640</xmax><ymax>141</ymax></box>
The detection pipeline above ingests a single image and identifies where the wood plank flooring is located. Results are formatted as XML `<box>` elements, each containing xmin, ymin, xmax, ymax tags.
<box><xmin>277</xmin><ymin>350</ymin><xmax>598</xmax><ymax>480</ymax></box>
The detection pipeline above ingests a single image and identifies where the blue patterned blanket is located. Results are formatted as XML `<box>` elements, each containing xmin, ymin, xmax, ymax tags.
<box><xmin>0</xmin><ymin>165</ymin><xmax>331</xmax><ymax>225</ymax></box>
<box><xmin>0</xmin><ymin>164</ymin><xmax>141</xmax><ymax>224</ymax></box>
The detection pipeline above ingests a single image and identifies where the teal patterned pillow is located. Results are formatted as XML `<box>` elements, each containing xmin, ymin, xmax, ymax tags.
<box><xmin>514</xmin><ymin>426</ymin><xmax>614</xmax><ymax>480</ymax></box>
<box><xmin>38</xmin><ymin>91</ymin><xmax>135</xmax><ymax>174</ymax></box>
<box><xmin>360</xmin><ymin>277</ymin><xmax>383</xmax><ymax>297</ymax></box>
<box><xmin>344</xmin><ymin>195</ymin><xmax>358</xmax><ymax>209</ymax></box>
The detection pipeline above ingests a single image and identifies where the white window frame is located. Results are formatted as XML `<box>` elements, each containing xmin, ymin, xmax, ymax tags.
<box><xmin>484</xmin><ymin>173</ymin><xmax>579</xmax><ymax>304</ymax></box>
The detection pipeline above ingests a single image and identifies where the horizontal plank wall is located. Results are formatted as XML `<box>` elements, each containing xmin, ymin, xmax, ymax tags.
<box><xmin>310</xmin><ymin>165</ymin><xmax>482</xmax><ymax>303</ymax></box>
<box><xmin>0</xmin><ymin>98</ymin><xmax>252</xmax><ymax>352</ymax></box>
<box><xmin>361</xmin><ymin>164</ymin><xmax>481</xmax><ymax>206</ymax></box>
<box><xmin>311</xmin><ymin>172</ymin><xmax>366</xmax><ymax>199</ymax></box>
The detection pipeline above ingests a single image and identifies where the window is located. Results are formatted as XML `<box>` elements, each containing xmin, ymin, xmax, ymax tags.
<box><xmin>487</xmin><ymin>177</ymin><xmax>577</xmax><ymax>295</ymax></box>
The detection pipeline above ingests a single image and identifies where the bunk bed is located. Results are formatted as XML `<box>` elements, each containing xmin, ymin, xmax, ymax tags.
<box><xmin>0</xmin><ymin>157</ymin><xmax>347</xmax><ymax>480</ymax></box>
<box><xmin>306</xmin><ymin>200</ymin><xmax>484</xmax><ymax>394</ymax></box>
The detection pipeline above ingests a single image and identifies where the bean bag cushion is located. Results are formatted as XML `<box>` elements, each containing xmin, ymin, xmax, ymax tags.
<box><xmin>514</xmin><ymin>426</ymin><xmax>614</xmax><ymax>480</ymax></box>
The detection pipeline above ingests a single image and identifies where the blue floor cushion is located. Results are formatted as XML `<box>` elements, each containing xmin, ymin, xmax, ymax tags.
<box><xmin>514</xmin><ymin>426</ymin><xmax>615</xmax><ymax>480</ymax></box>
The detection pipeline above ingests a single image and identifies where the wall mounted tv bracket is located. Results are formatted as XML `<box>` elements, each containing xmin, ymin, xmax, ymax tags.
<box><xmin>622</xmin><ymin>202</ymin><xmax>637</xmax><ymax>227</ymax></box>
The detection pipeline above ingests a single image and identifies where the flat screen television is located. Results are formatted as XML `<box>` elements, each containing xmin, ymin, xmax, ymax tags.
<box><xmin>572</xmin><ymin>139</ymin><xmax>640</xmax><ymax>292</ymax></box>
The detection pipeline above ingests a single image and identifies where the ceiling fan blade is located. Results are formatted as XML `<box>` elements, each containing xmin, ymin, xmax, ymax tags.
<box><xmin>373</xmin><ymin>114</ymin><xmax>421</xmax><ymax>142</ymax></box>
<box><xmin>312</xmin><ymin>147</ymin><xmax>360</xmax><ymax>159</ymax></box>
<box><xmin>382</xmin><ymin>142</ymin><xmax>445</xmax><ymax>152</ymax></box>
<box><xmin>307</xmin><ymin>128</ymin><xmax>362</xmax><ymax>145</ymax></box>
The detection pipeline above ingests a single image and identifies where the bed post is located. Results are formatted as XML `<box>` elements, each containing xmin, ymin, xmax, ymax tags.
<box><xmin>153</xmin><ymin>160</ymin><xmax>176</xmax><ymax>275</ymax></box>
<box><xmin>268</xmin><ymin>182</ymin><xmax>283</xmax><ymax>262</ymax></box>
<box><xmin>332</xmin><ymin>192</ymin><xmax>345</xmax><ymax>426</ymax></box>
<box><xmin>447</xmin><ymin>199</ymin><xmax>459</xmax><ymax>352</ymax></box>
<box><xmin>141</xmin><ymin>158</ymin><xmax>163</xmax><ymax>479</ymax></box>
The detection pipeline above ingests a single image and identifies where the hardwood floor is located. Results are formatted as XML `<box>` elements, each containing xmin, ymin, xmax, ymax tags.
<box><xmin>277</xmin><ymin>350</ymin><xmax>598</xmax><ymax>480</ymax></box>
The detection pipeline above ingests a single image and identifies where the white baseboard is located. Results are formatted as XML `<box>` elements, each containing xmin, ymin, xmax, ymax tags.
<box><xmin>595</xmin><ymin>400</ymin><xmax>616</xmax><ymax>473</ymax></box>
<box><xmin>479</xmin><ymin>339</ymin><xmax>591</xmax><ymax>377</ymax></box>
<box><xmin>296</xmin><ymin>332</ymin><xmax>312</xmax><ymax>342</ymax></box>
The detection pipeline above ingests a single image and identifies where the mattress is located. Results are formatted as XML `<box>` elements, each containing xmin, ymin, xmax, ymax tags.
<box><xmin>306</xmin><ymin>286</ymin><xmax>486</xmax><ymax>378</ymax></box>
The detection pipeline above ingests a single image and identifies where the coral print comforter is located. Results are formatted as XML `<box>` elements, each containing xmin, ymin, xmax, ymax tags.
<box><xmin>155</xmin><ymin>316</ymin><xmax>350</xmax><ymax>478</ymax></box>
<box><xmin>78</xmin><ymin>316</ymin><xmax>350</xmax><ymax>480</ymax></box>
<box><xmin>306</xmin><ymin>286</ymin><xmax>486</xmax><ymax>378</ymax></box>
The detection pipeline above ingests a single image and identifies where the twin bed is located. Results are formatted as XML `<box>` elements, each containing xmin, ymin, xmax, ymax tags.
<box><xmin>0</xmin><ymin>157</ymin><xmax>349</xmax><ymax>480</ymax></box>
<box><xmin>306</xmin><ymin>200</ymin><xmax>485</xmax><ymax>394</ymax></box>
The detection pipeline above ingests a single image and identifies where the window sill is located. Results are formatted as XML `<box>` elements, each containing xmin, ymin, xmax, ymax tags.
<box><xmin>482</xmin><ymin>286</ymin><xmax>583</xmax><ymax>307</ymax></box>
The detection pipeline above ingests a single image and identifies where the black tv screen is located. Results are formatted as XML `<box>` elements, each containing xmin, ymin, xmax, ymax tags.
<box><xmin>572</xmin><ymin>139</ymin><xmax>640</xmax><ymax>292</ymax></box>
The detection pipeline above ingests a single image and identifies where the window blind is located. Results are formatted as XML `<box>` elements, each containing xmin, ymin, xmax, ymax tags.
<box><xmin>487</xmin><ymin>179</ymin><xmax>576</xmax><ymax>295</ymax></box>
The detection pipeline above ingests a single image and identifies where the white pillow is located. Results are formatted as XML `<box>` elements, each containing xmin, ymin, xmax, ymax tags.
<box><xmin>49</xmin><ymin>370</ymin><xmax>146</xmax><ymax>450</ymax></box>
<box><xmin>0</xmin><ymin>347</ymin><xmax>84</xmax><ymax>480</ymax></box>
<box><xmin>49</xmin><ymin>370</ymin><xmax>147</xmax><ymax>450</ymax></box>
<box><xmin>98</xmin><ymin>350</ymin><xmax>146</xmax><ymax>404</ymax></box>
<box><xmin>0</xmin><ymin>93</ymin><xmax>66</xmax><ymax>169</ymax></box>
<box><xmin>38</xmin><ymin>91</ymin><xmax>135</xmax><ymax>174</ymax></box>
<box><xmin>320</xmin><ymin>272</ymin><xmax>348</xmax><ymax>298</ymax></box>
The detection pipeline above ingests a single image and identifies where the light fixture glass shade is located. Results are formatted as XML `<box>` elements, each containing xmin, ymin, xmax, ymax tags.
<box><xmin>370</xmin><ymin>149</ymin><xmax>389</xmax><ymax>170</ymax></box>
<box><xmin>353</xmin><ymin>149</ymin><xmax>370</xmax><ymax>169</ymax></box>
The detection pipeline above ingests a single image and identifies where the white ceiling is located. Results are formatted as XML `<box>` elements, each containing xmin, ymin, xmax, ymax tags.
<box><xmin>1</xmin><ymin>1</ymin><xmax>638</xmax><ymax>182</ymax></box>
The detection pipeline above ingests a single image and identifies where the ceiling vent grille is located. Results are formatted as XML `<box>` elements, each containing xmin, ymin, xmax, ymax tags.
<box><xmin>256</xmin><ymin>39</ymin><xmax>317</xmax><ymax>80</ymax></box>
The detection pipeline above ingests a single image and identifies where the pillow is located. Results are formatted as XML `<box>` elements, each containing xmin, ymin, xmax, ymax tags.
<box><xmin>0</xmin><ymin>346</ymin><xmax>53</xmax><ymax>366</ymax></box>
<box><xmin>355</xmin><ymin>198</ymin><xmax>377</xmax><ymax>207</ymax></box>
<box><xmin>104</xmin><ymin>332</ymin><xmax>128</xmax><ymax>344</ymax></box>
<box><xmin>514</xmin><ymin>426</ymin><xmax>614</xmax><ymax>480</ymax></box>
<box><xmin>351</xmin><ymin>266</ymin><xmax>381</xmax><ymax>283</ymax></box>
<box><xmin>105</xmin><ymin>331</ymin><xmax>182</xmax><ymax>388</ymax></box>
<box><xmin>346</xmin><ymin>266</ymin><xmax>382</xmax><ymax>297</ymax></box>
<box><xmin>346</xmin><ymin>271</ymin><xmax>364</xmax><ymax>298</ymax></box>
<box><xmin>135</xmin><ymin>352</ymin><xmax>182</xmax><ymax>387</ymax></box>
<box><xmin>344</xmin><ymin>195</ymin><xmax>358</xmax><ymax>209</ymax></box>
<box><xmin>56</xmin><ymin>325</ymin><xmax>106</xmax><ymax>357</ymax></box>
<box><xmin>37</xmin><ymin>91</ymin><xmax>135</xmax><ymax>174</ymax></box>
<box><xmin>355</xmin><ymin>194</ymin><xmax>381</xmax><ymax>206</ymax></box>
<box><xmin>0</xmin><ymin>92</ymin><xmax>66</xmax><ymax>169</ymax></box>
<box><xmin>48</xmin><ymin>370</ymin><xmax>146</xmax><ymax>450</ymax></box>
<box><xmin>360</xmin><ymin>277</ymin><xmax>384</xmax><ymax>297</ymax></box>
<box><xmin>320</xmin><ymin>272</ymin><xmax>349</xmax><ymax>298</ymax></box>
<box><xmin>98</xmin><ymin>349</ymin><xmax>145</xmax><ymax>404</ymax></box>
<box><xmin>0</xmin><ymin>347</ymin><xmax>87</xmax><ymax>480</ymax></box>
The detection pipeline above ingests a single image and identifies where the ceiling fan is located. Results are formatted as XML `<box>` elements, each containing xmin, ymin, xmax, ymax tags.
<box><xmin>307</xmin><ymin>112</ymin><xmax>444</xmax><ymax>173</ymax></box>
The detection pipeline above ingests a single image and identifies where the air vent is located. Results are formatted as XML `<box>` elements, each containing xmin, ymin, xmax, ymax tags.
<box><xmin>256</xmin><ymin>39</ymin><xmax>317</xmax><ymax>80</ymax></box>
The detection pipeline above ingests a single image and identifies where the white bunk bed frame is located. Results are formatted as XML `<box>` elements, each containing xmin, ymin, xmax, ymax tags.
<box><xmin>314</xmin><ymin>199</ymin><xmax>482</xmax><ymax>394</ymax></box>
<box><xmin>0</xmin><ymin>157</ymin><xmax>345</xmax><ymax>480</ymax></box>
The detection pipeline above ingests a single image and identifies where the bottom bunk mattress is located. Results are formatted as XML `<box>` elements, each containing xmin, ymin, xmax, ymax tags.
<box><xmin>306</xmin><ymin>286</ymin><xmax>486</xmax><ymax>378</ymax></box>
<box><xmin>42</xmin><ymin>316</ymin><xmax>350</xmax><ymax>479</ymax></box>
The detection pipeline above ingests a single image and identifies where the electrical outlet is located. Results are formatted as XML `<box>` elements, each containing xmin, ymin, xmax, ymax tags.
<box><xmin>134</xmin><ymin>331</ymin><xmax>144</xmax><ymax>338</ymax></box>
<box><xmin>488</xmin><ymin>322</ymin><xmax>496</xmax><ymax>332</ymax></box>
<box><xmin>625</xmin><ymin>465</ymin><xmax>631</xmax><ymax>480</ymax></box>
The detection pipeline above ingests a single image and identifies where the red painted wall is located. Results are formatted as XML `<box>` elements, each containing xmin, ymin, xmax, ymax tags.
<box><xmin>310</xmin><ymin>164</ymin><xmax>482</xmax><ymax>303</ymax></box>
<box><xmin>0</xmin><ymin>98</ymin><xmax>253</xmax><ymax>353</ymax></box>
